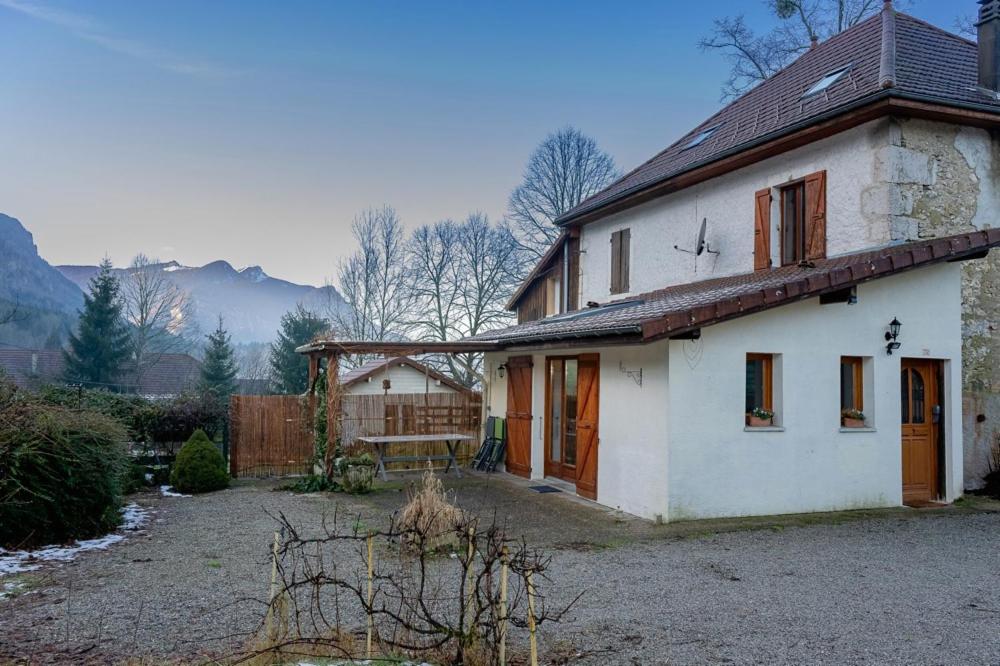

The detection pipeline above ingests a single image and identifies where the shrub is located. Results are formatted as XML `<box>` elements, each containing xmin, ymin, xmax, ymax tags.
<box><xmin>397</xmin><ymin>466</ymin><xmax>465</xmax><ymax>552</ymax></box>
<box><xmin>170</xmin><ymin>429</ymin><xmax>229</xmax><ymax>494</ymax></box>
<box><xmin>35</xmin><ymin>384</ymin><xmax>149</xmax><ymax>440</ymax></box>
<box><xmin>0</xmin><ymin>382</ymin><xmax>130</xmax><ymax>548</ymax></box>
<box><xmin>140</xmin><ymin>393</ymin><xmax>227</xmax><ymax>444</ymax></box>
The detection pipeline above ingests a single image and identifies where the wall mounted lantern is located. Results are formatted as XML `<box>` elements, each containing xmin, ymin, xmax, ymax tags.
<box><xmin>497</xmin><ymin>363</ymin><xmax>507</xmax><ymax>379</ymax></box>
<box><xmin>885</xmin><ymin>317</ymin><xmax>902</xmax><ymax>355</ymax></box>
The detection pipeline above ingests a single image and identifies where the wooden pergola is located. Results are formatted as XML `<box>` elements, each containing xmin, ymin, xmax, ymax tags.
<box><xmin>296</xmin><ymin>339</ymin><xmax>500</xmax><ymax>477</ymax></box>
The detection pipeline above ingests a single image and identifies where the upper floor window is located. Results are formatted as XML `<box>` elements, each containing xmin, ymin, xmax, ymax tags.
<box><xmin>757</xmin><ymin>170</ymin><xmax>826</xmax><ymax>269</ymax></box>
<box><xmin>610</xmin><ymin>228</ymin><xmax>631</xmax><ymax>295</ymax></box>
<box><xmin>781</xmin><ymin>181</ymin><xmax>807</xmax><ymax>265</ymax></box>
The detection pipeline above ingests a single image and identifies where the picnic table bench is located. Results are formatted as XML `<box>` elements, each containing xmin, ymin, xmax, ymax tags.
<box><xmin>357</xmin><ymin>433</ymin><xmax>474</xmax><ymax>481</ymax></box>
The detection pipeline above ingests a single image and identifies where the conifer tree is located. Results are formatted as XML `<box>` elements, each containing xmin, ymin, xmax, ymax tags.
<box><xmin>269</xmin><ymin>305</ymin><xmax>328</xmax><ymax>394</ymax></box>
<box><xmin>64</xmin><ymin>258</ymin><xmax>131</xmax><ymax>388</ymax></box>
<box><xmin>199</xmin><ymin>316</ymin><xmax>239</xmax><ymax>399</ymax></box>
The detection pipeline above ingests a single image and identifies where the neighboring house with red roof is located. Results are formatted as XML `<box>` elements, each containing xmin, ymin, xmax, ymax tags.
<box><xmin>0</xmin><ymin>348</ymin><xmax>201</xmax><ymax>398</ymax></box>
<box><xmin>467</xmin><ymin>1</ymin><xmax>1000</xmax><ymax>521</ymax></box>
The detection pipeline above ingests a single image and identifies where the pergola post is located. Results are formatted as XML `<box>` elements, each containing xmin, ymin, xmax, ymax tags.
<box><xmin>325</xmin><ymin>351</ymin><xmax>341</xmax><ymax>480</ymax></box>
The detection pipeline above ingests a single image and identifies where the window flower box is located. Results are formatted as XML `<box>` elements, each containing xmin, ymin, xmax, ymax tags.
<box><xmin>746</xmin><ymin>408</ymin><xmax>774</xmax><ymax>428</ymax></box>
<box><xmin>841</xmin><ymin>409</ymin><xmax>866</xmax><ymax>429</ymax></box>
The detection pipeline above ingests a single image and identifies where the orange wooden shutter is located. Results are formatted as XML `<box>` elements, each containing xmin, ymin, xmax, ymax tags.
<box><xmin>754</xmin><ymin>188</ymin><xmax>772</xmax><ymax>270</ymax></box>
<box><xmin>804</xmin><ymin>170</ymin><xmax>827</xmax><ymax>261</ymax></box>
<box><xmin>575</xmin><ymin>354</ymin><xmax>600</xmax><ymax>500</ymax></box>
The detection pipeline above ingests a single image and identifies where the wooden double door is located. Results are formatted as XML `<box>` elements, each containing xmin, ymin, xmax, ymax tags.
<box><xmin>544</xmin><ymin>354</ymin><xmax>599</xmax><ymax>500</ymax></box>
<box><xmin>901</xmin><ymin>359</ymin><xmax>942</xmax><ymax>505</ymax></box>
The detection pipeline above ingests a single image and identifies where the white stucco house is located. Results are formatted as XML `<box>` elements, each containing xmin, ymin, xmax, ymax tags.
<box><xmin>340</xmin><ymin>356</ymin><xmax>471</xmax><ymax>397</ymax></box>
<box><xmin>466</xmin><ymin>2</ymin><xmax>1000</xmax><ymax>521</ymax></box>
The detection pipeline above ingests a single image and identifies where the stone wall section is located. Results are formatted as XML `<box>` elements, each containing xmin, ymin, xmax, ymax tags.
<box><xmin>885</xmin><ymin>118</ymin><xmax>1000</xmax><ymax>487</ymax></box>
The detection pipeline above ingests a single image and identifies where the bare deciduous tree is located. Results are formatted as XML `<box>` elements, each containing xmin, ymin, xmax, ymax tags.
<box><xmin>701</xmin><ymin>0</ymin><xmax>885</xmax><ymax>100</ymax></box>
<box><xmin>331</xmin><ymin>206</ymin><xmax>416</xmax><ymax>368</ymax></box>
<box><xmin>121</xmin><ymin>253</ymin><xmax>194</xmax><ymax>386</ymax></box>
<box><xmin>507</xmin><ymin>127</ymin><xmax>619</xmax><ymax>260</ymax></box>
<box><xmin>410</xmin><ymin>214</ymin><xmax>526</xmax><ymax>386</ymax></box>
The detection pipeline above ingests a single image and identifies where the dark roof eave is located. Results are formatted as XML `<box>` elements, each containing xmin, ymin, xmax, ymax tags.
<box><xmin>556</xmin><ymin>89</ymin><xmax>1000</xmax><ymax>227</ymax></box>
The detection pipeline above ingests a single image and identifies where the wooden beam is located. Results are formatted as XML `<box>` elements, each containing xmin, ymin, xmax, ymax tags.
<box><xmin>298</xmin><ymin>340</ymin><xmax>500</xmax><ymax>355</ymax></box>
<box><xmin>307</xmin><ymin>355</ymin><xmax>319</xmax><ymax>395</ymax></box>
<box><xmin>325</xmin><ymin>353</ymin><xmax>340</xmax><ymax>480</ymax></box>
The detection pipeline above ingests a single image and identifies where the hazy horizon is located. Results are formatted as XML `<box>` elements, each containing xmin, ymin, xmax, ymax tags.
<box><xmin>0</xmin><ymin>0</ymin><xmax>959</xmax><ymax>286</ymax></box>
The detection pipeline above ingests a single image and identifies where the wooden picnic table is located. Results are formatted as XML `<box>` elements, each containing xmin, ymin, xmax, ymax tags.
<box><xmin>357</xmin><ymin>433</ymin><xmax>474</xmax><ymax>481</ymax></box>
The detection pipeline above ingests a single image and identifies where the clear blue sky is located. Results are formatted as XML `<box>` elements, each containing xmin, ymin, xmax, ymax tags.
<box><xmin>0</xmin><ymin>0</ymin><xmax>962</xmax><ymax>285</ymax></box>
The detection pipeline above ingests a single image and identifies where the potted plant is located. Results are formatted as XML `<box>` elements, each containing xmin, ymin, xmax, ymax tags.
<box><xmin>336</xmin><ymin>452</ymin><xmax>376</xmax><ymax>494</ymax></box>
<box><xmin>841</xmin><ymin>408</ymin><xmax>866</xmax><ymax>428</ymax></box>
<box><xmin>746</xmin><ymin>407</ymin><xmax>775</xmax><ymax>427</ymax></box>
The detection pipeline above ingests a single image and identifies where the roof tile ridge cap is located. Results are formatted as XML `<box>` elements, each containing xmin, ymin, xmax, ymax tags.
<box><xmin>879</xmin><ymin>0</ymin><xmax>897</xmax><ymax>90</ymax></box>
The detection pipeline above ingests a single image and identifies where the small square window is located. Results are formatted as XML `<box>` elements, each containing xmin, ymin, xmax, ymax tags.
<box><xmin>746</xmin><ymin>353</ymin><xmax>774</xmax><ymax>425</ymax></box>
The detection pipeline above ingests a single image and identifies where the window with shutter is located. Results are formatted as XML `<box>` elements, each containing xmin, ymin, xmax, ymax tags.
<box><xmin>610</xmin><ymin>229</ymin><xmax>630</xmax><ymax>294</ymax></box>
<box><xmin>754</xmin><ymin>188</ymin><xmax>772</xmax><ymax>271</ymax></box>
<box><xmin>778</xmin><ymin>170</ymin><xmax>827</xmax><ymax>265</ymax></box>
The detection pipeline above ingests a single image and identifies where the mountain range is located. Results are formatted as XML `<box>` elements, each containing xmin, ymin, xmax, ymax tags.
<box><xmin>0</xmin><ymin>213</ymin><xmax>347</xmax><ymax>348</ymax></box>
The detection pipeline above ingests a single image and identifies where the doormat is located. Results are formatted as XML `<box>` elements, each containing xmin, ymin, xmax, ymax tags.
<box><xmin>529</xmin><ymin>485</ymin><xmax>561</xmax><ymax>494</ymax></box>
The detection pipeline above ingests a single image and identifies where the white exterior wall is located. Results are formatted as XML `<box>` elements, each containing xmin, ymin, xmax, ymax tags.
<box><xmin>578</xmin><ymin>119</ymin><xmax>891</xmax><ymax>303</ymax></box>
<box><xmin>666</xmin><ymin>263</ymin><xmax>963</xmax><ymax>520</ymax></box>
<box><xmin>345</xmin><ymin>364</ymin><xmax>458</xmax><ymax>395</ymax></box>
<box><xmin>485</xmin><ymin>343</ymin><xmax>671</xmax><ymax>520</ymax></box>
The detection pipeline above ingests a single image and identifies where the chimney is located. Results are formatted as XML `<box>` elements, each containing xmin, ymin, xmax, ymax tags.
<box><xmin>978</xmin><ymin>0</ymin><xmax>1000</xmax><ymax>91</ymax></box>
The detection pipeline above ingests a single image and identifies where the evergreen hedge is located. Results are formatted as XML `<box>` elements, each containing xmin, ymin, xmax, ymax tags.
<box><xmin>0</xmin><ymin>383</ymin><xmax>129</xmax><ymax>548</ymax></box>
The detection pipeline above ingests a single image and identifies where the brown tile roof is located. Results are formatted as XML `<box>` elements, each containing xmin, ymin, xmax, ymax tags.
<box><xmin>340</xmin><ymin>356</ymin><xmax>475</xmax><ymax>394</ymax></box>
<box><xmin>0</xmin><ymin>349</ymin><xmax>201</xmax><ymax>396</ymax></box>
<box><xmin>468</xmin><ymin>230</ymin><xmax>1000</xmax><ymax>347</ymax></box>
<box><xmin>558</xmin><ymin>7</ymin><xmax>1000</xmax><ymax>226</ymax></box>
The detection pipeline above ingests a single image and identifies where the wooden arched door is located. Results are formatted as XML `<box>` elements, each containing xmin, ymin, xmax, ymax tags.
<box><xmin>900</xmin><ymin>359</ymin><xmax>941</xmax><ymax>504</ymax></box>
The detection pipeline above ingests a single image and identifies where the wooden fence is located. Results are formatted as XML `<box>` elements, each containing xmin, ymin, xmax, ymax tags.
<box><xmin>230</xmin><ymin>395</ymin><xmax>313</xmax><ymax>478</ymax></box>
<box><xmin>230</xmin><ymin>391</ymin><xmax>483</xmax><ymax>478</ymax></box>
<box><xmin>341</xmin><ymin>392</ymin><xmax>482</xmax><ymax>471</ymax></box>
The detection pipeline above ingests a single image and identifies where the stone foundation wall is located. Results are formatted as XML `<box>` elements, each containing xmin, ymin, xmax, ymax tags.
<box><xmin>888</xmin><ymin>118</ymin><xmax>1000</xmax><ymax>487</ymax></box>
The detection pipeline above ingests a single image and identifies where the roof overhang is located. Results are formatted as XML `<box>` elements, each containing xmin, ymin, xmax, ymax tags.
<box><xmin>505</xmin><ymin>230</ymin><xmax>568</xmax><ymax>310</ymax></box>
<box><xmin>470</xmin><ymin>229</ymin><xmax>1000</xmax><ymax>350</ymax></box>
<box><xmin>296</xmin><ymin>340</ymin><xmax>502</xmax><ymax>356</ymax></box>
<box><xmin>556</xmin><ymin>92</ymin><xmax>1000</xmax><ymax>229</ymax></box>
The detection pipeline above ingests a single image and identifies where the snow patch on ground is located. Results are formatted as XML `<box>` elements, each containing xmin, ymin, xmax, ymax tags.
<box><xmin>0</xmin><ymin>503</ymin><xmax>149</xmax><ymax>577</ymax></box>
<box><xmin>0</xmin><ymin>581</ymin><xmax>26</xmax><ymax>599</ymax></box>
<box><xmin>160</xmin><ymin>485</ymin><xmax>191</xmax><ymax>498</ymax></box>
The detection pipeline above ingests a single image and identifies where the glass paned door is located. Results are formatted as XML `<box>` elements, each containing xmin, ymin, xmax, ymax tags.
<box><xmin>546</xmin><ymin>357</ymin><xmax>579</xmax><ymax>480</ymax></box>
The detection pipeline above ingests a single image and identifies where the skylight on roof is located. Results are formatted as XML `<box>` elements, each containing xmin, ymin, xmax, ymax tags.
<box><xmin>802</xmin><ymin>66</ymin><xmax>851</xmax><ymax>97</ymax></box>
<box><xmin>682</xmin><ymin>125</ymin><xmax>720</xmax><ymax>150</ymax></box>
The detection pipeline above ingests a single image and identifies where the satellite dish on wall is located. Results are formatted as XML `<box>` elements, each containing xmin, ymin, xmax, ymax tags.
<box><xmin>675</xmin><ymin>218</ymin><xmax>719</xmax><ymax>256</ymax></box>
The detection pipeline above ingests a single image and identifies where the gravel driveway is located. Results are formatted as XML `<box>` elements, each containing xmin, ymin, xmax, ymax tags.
<box><xmin>2</xmin><ymin>475</ymin><xmax>999</xmax><ymax>665</ymax></box>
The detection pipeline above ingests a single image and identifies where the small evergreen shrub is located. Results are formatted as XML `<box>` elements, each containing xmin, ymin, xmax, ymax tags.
<box><xmin>169</xmin><ymin>429</ymin><xmax>229</xmax><ymax>494</ymax></box>
<box><xmin>0</xmin><ymin>382</ymin><xmax>130</xmax><ymax>548</ymax></box>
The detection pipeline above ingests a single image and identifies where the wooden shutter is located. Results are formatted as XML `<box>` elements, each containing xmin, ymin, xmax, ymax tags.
<box><xmin>610</xmin><ymin>231</ymin><xmax>621</xmax><ymax>293</ymax></box>
<box><xmin>566</xmin><ymin>235</ymin><xmax>580</xmax><ymax>312</ymax></box>
<box><xmin>575</xmin><ymin>354</ymin><xmax>600</xmax><ymax>500</ymax></box>
<box><xmin>610</xmin><ymin>229</ymin><xmax>630</xmax><ymax>294</ymax></box>
<box><xmin>620</xmin><ymin>228</ymin><xmax>630</xmax><ymax>292</ymax></box>
<box><xmin>754</xmin><ymin>188</ymin><xmax>772</xmax><ymax>271</ymax></box>
<box><xmin>504</xmin><ymin>356</ymin><xmax>533</xmax><ymax>478</ymax></box>
<box><xmin>804</xmin><ymin>170</ymin><xmax>827</xmax><ymax>261</ymax></box>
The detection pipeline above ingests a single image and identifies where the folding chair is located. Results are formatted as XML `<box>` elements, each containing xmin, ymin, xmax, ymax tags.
<box><xmin>472</xmin><ymin>416</ymin><xmax>498</xmax><ymax>470</ymax></box>
<box><xmin>482</xmin><ymin>417</ymin><xmax>506</xmax><ymax>473</ymax></box>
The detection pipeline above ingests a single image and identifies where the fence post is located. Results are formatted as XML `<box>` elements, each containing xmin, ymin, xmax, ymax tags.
<box><xmin>265</xmin><ymin>530</ymin><xmax>280</xmax><ymax>640</ymax></box>
<box><xmin>464</xmin><ymin>526</ymin><xmax>476</xmax><ymax>644</ymax></box>
<box><xmin>527</xmin><ymin>568</ymin><xmax>538</xmax><ymax>666</ymax></box>
<box><xmin>499</xmin><ymin>546</ymin><xmax>509</xmax><ymax>666</ymax></box>
<box><xmin>366</xmin><ymin>531</ymin><xmax>374</xmax><ymax>659</ymax></box>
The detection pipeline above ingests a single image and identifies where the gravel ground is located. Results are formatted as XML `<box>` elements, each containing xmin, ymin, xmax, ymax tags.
<box><xmin>2</xmin><ymin>474</ymin><xmax>999</xmax><ymax>665</ymax></box>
